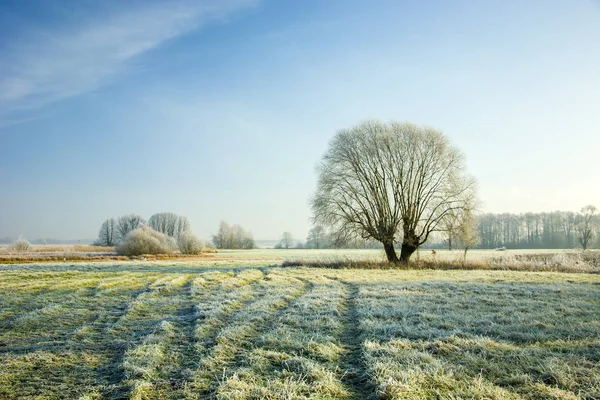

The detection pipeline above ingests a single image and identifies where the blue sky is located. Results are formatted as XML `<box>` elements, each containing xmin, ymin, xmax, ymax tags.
<box><xmin>1</xmin><ymin>0</ymin><xmax>599</xmax><ymax>241</ymax></box>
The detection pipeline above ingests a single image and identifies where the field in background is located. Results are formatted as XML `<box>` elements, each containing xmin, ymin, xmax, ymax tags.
<box><xmin>2</xmin><ymin>245</ymin><xmax>599</xmax><ymax>266</ymax></box>
<box><xmin>213</xmin><ymin>248</ymin><xmax>596</xmax><ymax>263</ymax></box>
<box><xmin>0</xmin><ymin>264</ymin><xmax>599</xmax><ymax>399</ymax></box>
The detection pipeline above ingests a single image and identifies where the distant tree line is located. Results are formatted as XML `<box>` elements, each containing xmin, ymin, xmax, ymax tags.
<box><xmin>475</xmin><ymin>206</ymin><xmax>599</xmax><ymax>250</ymax></box>
<box><xmin>303</xmin><ymin>205</ymin><xmax>598</xmax><ymax>253</ymax></box>
<box><xmin>90</xmin><ymin>205</ymin><xmax>598</xmax><ymax>256</ymax></box>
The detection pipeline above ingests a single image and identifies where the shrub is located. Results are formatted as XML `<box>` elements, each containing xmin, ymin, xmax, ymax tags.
<box><xmin>116</xmin><ymin>226</ymin><xmax>175</xmax><ymax>256</ymax></box>
<box><xmin>177</xmin><ymin>231</ymin><xmax>204</xmax><ymax>255</ymax></box>
<box><xmin>11</xmin><ymin>237</ymin><xmax>31</xmax><ymax>251</ymax></box>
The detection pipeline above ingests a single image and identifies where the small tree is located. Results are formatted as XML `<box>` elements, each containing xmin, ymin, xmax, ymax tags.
<box><xmin>440</xmin><ymin>210</ymin><xmax>461</xmax><ymax>251</ymax></box>
<box><xmin>457</xmin><ymin>210</ymin><xmax>480</xmax><ymax>262</ymax></box>
<box><xmin>177</xmin><ymin>231</ymin><xmax>204</xmax><ymax>255</ymax></box>
<box><xmin>578</xmin><ymin>205</ymin><xmax>598</xmax><ymax>251</ymax></box>
<box><xmin>12</xmin><ymin>236</ymin><xmax>31</xmax><ymax>251</ymax></box>
<box><xmin>212</xmin><ymin>221</ymin><xmax>229</xmax><ymax>249</ymax></box>
<box><xmin>95</xmin><ymin>218</ymin><xmax>117</xmax><ymax>246</ymax></box>
<box><xmin>279</xmin><ymin>232</ymin><xmax>293</xmax><ymax>249</ymax></box>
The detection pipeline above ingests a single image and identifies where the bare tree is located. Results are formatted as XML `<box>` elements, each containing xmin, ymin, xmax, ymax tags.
<box><xmin>116</xmin><ymin>214</ymin><xmax>146</xmax><ymax>242</ymax></box>
<box><xmin>440</xmin><ymin>209</ymin><xmax>461</xmax><ymax>251</ymax></box>
<box><xmin>312</xmin><ymin>120</ymin><xmax>477</xmax><ymax>263</ymax></box>
<box><xmin>279</xmin><ymin>232</ymin><xmax>293</xmax><ymax>249</ymax></box>
<box><xmin>457</xmin><ymin>210</ymin><xmax>480</xmax><ymax>262</ymax></box>
<box><xmin>306</xmin><ymin>225</ymin><xmax>328</xmax><ymax>249</ymax></box>
<box><xmin>578</xmin><ymin>205</ymin><xmax>597</xmax><ymax>251</ymax></box>
<box><xmin>212</xmin><ymin>221</ymin><xmax>230</xmax><ymax>249</ymax></box>
<box><xmin>95</xmin><ymin>218</ymin><xmax>117</xmax><ymax>246</ymax></box>
<box><xmin>212</xmin><ymin>221</ymin><xmax>255</xmax><ymax>249</ymax></box>
<box><xmin>148</xmin><ymin>212</ymin><xmax>190</xmax><ymax>239</ymax></box>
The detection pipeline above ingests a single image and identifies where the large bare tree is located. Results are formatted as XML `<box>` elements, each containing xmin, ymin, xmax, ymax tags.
<box><xmin>312</xmin><ymin>120</ymin><xmax>477</xmax><ymax>263</ymax></box>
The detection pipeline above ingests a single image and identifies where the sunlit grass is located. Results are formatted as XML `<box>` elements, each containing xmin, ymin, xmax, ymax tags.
<box><xmin>0</xmin><ymin>264</ymin><xmax>599</xmax><ymax>399</ymax></box>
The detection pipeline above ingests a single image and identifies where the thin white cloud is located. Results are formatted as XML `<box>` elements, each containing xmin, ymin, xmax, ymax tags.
<box><xmin>0</xmin><ymin>0</ymin><xmax>257</xmax><ymax>126</ymax></box>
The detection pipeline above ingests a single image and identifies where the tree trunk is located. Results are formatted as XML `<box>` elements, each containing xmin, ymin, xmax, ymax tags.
<box><xmin>383</xmin><ymin>241</ymin><xmax>399</xmax><ymax>263</ymax></box>
<box><xmin>399</xmin><ymin>228</ymin><xmax>420</xmax><ymax>263</ymax></box>
<box><xmin>399</xmin><ymin>242</ymin><xmax>418</xmax><ymax>262</ymax></box>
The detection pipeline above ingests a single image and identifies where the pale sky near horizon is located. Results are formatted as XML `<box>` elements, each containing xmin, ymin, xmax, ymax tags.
<box><xmin>1</xmin><ymin>0</ymin><xmax>599</xmax><ymax>241</ymax></box>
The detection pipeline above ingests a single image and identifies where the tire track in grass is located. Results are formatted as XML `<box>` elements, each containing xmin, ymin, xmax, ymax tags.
<box><xmin>61</xmin><ymin>274</ymin><xmax>163</xmax><ymax>342</ymax></box>
<box><xmin>0</xmin><ymin>275</ymin><xmax>154</xmax><ymax>354</ymax></box>
<box><xmin>159</xmin><ymin>269</ymin><xmax>270</xmax><ymax>399</ymax></box>
<box><xmin>186</xmin><ymin>273</ymin><xmax>311</xmax><ymax>399</ymax></box>
<box><xmin>192</xmin><ymin>270</ymin><xmax>267</xmax><ymax>356</ymax></box>
<box><xmin>213</xmin><ymin>277</ymin><xmax>330</xmax><ymax>398</ymax></box>
<box><xmin>159</xmin><ymin>303</ymin><xmax>198</xmax><ymax>395</ymax></box>
<box><xmin>0</xmin><ymin>275</ymin><xmax>163</xmax><ymax>400</ymax></box>
<box><xmin>225</xmin><ymin>276</ymin><xmax>316</xmax><ymax>365</ymax></box>
<box><xmin>152</xmin><ymin>279</ymin><xmax>216</xmax><ymax>399</ymax></box>
<box><xmin>118</xmin><ymin>278</ymin><xmax>202</xmax><ymax>400</ymax></box>
<box><xmin>120</xmin><ymin>319</ymin><xmax>178</xmax><ymax>400</ymax></box>
<box><xmin>235</xmin><ymin>276</ymin><xmax>316</xmax><ymax>358</ymax></box>
<box><xmin>97</xmin><ymin>275</ymin><xmax>195</xmax><ymax>398</ymax></box>
<box><xmin>75</xmin><ymin>275</ymin><xmax>188</xmax><ymax>400</ymax></box>
<box><xmin>215</xmin><ymin>274</ymin><xmax>357</xmax><ymax>400</ymax></box>
<box><xmin>106</xmin><ymin>270</ymin><xmax>268</xmax><ymax>399</ymax></box>
<box><xmin>0</xmin><ymin>276</ymin><xmax>109</xmax><ymax>335</ymax></box>
<box><xmin>338</xmin><ymin>280</ymin><xmax>379</xmax><ymax>400</ymax></box>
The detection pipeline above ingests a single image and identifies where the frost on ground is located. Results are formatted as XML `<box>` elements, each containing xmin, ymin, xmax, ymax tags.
<box><xmin>0</xmin><ymin>264</ymin><xmax>599</xmax><ymax>399</ymax></box>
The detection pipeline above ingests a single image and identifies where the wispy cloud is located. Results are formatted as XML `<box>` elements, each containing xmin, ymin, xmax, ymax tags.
<box><xmin>0</xmin><ymin>0</ymin><xmax>257</xmax><ymax>126</ymax></box>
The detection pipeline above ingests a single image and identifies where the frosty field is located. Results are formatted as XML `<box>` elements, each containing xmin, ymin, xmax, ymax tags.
<box><xmin>1</xmin><ymin>261</ymin><xmax>599</xmax><ymax>399</ymax></box>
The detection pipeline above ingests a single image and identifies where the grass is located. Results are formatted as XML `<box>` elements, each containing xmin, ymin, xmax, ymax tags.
<box><xmin>282</xmin><ymin>250</ymin><xmax>600</xmax><ymax>274</ymax></box>
<box><xmin>0</xmin><ymin>262</ymin><xmax>599</xmax><ymax>399</ymax></box>
<box><xmin>2</xmin><ymin>245</ymin><xmax>599</xmax><ymax>271</ymax></box>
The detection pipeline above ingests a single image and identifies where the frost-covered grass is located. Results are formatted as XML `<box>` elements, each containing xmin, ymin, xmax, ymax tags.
<box><xmin>3</xmin><ymin>247</ymin><xmax>599</xmax><ymax>274</ymax></box>
<box><xmin>0</xmin><ymin>265</ymin><xmax>599</xmax><ymax>399</ymax></box>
